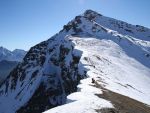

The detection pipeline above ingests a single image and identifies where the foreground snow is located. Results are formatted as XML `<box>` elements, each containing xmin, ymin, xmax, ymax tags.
<box><xmin>44</xmin><ymin>77</ymin><xmax>113</xmax><ymax>113</ymax></box>
<box><xmin>45</xmin><ymin>35</ymin><xmax>150</xmax><ymax>113</ymax></box>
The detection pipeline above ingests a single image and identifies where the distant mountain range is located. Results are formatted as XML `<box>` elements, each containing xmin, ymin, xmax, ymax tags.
<box><xmin>0</xmin><ymin>47</ymin><xmax>26</xmax><ymax>84</ymax></box>
<box><xmin>0</xmin><ymin>46</ymin><xmax>27</xmax><ymax>62</ymax></box>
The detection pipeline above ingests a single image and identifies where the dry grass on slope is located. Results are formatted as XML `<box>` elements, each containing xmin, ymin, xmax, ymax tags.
<box><xmin>91</xmin><ymin>79</ymin><xmax>150</xmax><ymax>113</ymax></box>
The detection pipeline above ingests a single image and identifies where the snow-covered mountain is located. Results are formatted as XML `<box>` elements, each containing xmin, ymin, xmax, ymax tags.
<box><xmin>0</xmin><ymin>10</ymin><xmax>150</xmax><ymax>113</ymax></box>
<box><xmin>0</xmin><ymin>47</ymin><xmax>27</xmax><ymax>62</ymax></box>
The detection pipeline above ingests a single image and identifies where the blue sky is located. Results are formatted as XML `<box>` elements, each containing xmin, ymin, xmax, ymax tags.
<box><xmin>0</xmin><ymin>0</ymin><xmax>150</xmax><ymax>51</ymax></box>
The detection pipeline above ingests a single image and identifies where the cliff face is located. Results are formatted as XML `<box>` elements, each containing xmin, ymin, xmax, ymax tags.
<box><xmin>16</xmin><ymin>37</ymin><xmax>85</xmax><ymax>113</ymax></box>
<box><xmin>0</xmin><ymin>35</ymin><xmax>85</xmax><ymax>113</ymax></box>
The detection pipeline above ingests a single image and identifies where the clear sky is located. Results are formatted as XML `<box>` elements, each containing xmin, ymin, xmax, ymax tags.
<box><xmin>0</xmin><ymin>0</ymin><xmax>150</xmax><ymax>51</ymax></box>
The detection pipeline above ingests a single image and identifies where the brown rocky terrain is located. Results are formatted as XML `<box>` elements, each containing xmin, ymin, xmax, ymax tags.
<box><xmin>92</xmin><ymin>80</ymin><xmax>150</xmax><ymax>113</ymax></box>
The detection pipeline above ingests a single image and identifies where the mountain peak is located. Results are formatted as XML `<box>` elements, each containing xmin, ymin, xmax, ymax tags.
<box><xmin>0</xmin><ymin>10</ymin><xmax>150</xmax><ymax>113</ymax></box>
<box><xmin>0</xmin><ymin>46</ymin><xmax>11</xmax><ymax>56</ymax></box>
<box><xmin>62</xmin><ymin>10</ymin><xmax>103</xmax><ymax>34</ymax></box>
<box><xmin>83</xmin><ymin>9</ymin><xmax>102</xmax><ymax>19</ymax></box>
<box><xmin>12</xmin><ymin>49</ymin><xmax>26</xmax><ymax>53</ymax></box>
<box><xmin>0</xmin><ymin>46</ymin><xmax>7</xmax><ymax>50</ymax></box>
<box><xmin>0</xmin><ymin>47</ymin><xmax>26</xmax><ymax>62</ymax></box>
<box><xmin>84</xmin><ymin>9</ymin><xmax>102</xmax><ymax>15</ymax></box>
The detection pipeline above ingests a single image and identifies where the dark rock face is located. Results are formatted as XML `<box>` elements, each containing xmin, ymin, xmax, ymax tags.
<box><xmin>0</xmin><ymin>9</ymin><xmax>150</xmax><ymax>113</ymax></box>
<box><xmin>63</xmin><ymin>16</ymin><xmax>83</xmax><ymax>33</ymax></box>
<box><xmin>0</xmin><ymin>10</ymin><xmax>108</xmax><ymax>113</ymax></box>
<box><xmin>16</xmin><ymin>37</ymin><xmax>85</xmax><ymax>113</ymax></box>
<box><xmin>17</xmin><ymin>83</ymin><xmax>63</xmax><ymax>113</ymax></box>
<box><xmin>0</xmin><ymin>30</ymin><xmax>86</xmax><ymax>113</ymax></box>
<box><xmin>84</xmin><ymin>10</ymin><xmax>102</xmax><ymax>19</ymax></box>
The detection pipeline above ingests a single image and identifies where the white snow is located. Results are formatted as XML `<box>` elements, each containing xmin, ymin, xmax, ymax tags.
<box><xmin>44</xmin><ymin>10</ymin><xmax>150</xmax><ymax>113</ymax></box>
<box><xmin>44</xmin><ymin>75</ymin><xmax>113</xmax><ymax>113</ymax></box>
<box><xmin>45</xmin><ymin>35</ymin><xmax>150</xmax><ymax>113</ymax></box>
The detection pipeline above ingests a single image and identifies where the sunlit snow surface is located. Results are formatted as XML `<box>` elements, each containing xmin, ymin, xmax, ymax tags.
<box><xmin>45</xmin><ymin>35</ymin><xmax>150</xmax><ymax>113</ymax></box>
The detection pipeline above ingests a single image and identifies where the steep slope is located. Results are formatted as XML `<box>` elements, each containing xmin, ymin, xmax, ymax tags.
<box><xmin>0</xmin><ymin>60</ymin><xmax>18</xmax><ymax>84</ymax></box>
<box><xmin>45</xmin><ymin>10</ymin><xmax>150</xmax><ymax>113</ymax></box>
<box><xmin>84</xmin><ymin>10</ymin><xmax>150</xmax><ymax>41</ymax></box>
<box><xmin>0</xmin><ymin>37</ymin><xmax>85</xmax><ymax>113</ymax></box>
<box><xmin>0</xmin><ymin>10</ymin><xmax>150</xmax><ymax>113</ymax></box>
<box><xmin>45</xmin><ymin>36</ymin><xmax>150</xmax><ymax>113</ymax></box>
<box><xmin>0</xmin><ymin>47</ymin><xmax>26</xmax><ymax>62</ymax></box>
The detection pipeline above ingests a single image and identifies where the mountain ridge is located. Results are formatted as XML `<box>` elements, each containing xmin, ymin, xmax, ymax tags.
<box><xmin>0</xmin><ymin>10</ymin><xmax>150</xmax><ymax>113</ymax></box>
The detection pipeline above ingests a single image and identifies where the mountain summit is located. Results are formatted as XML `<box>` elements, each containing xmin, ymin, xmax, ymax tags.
<box><xmin>0</xmin><ymin>10</ymin><xmax>150</xmax><ymax>113</ymax></box>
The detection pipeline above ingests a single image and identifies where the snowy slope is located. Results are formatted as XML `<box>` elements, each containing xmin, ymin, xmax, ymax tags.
<box><xmin>0</xmin><ymin>10</ymin><xmax>150</xmax><ymax>113</ymax></box>
<box><xmin>44</xmin><ymin>10</ymin><xmax>150</xmax><ymax>113</ymax></box>
<box><xmin>0</xmin><ymin>47</ymin><xmax>27</xmax><ymax>62</ymax></box>
<box><xmin>83</xmin><ymin>10</ymin><xmax>150</xmax><ymax>41</ymax></box>
<box><xmin>0</xmin><ymin>37</ymin><xmax>85</xmax><ymax>113</ymax></box>
<box><xmin>45</xmin><ymin>36</ymin><xmax>150</xmax><ymax>113</ymax></box>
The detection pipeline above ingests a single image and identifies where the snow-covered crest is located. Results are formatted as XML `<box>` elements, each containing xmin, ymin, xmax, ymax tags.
<box><xmin>0</xmin><ymin>10</ymin><xmax>150</xmax><ymax>113</ymax></box>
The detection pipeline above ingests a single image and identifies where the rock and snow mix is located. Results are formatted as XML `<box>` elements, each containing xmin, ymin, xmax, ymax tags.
<box><xmin>0</xmin><ymin>10</ymin><xmax>150</xmax><ymax>113</ymax></box>
<box><xmin>45</xmin><ymin>35</ymin><xmax>150</xmax><ymax>113</ymax></box>
<box><xmin>45</xmin><ymin>10</ymin><xmax>150</xmax><ymax>112</ymax></box>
